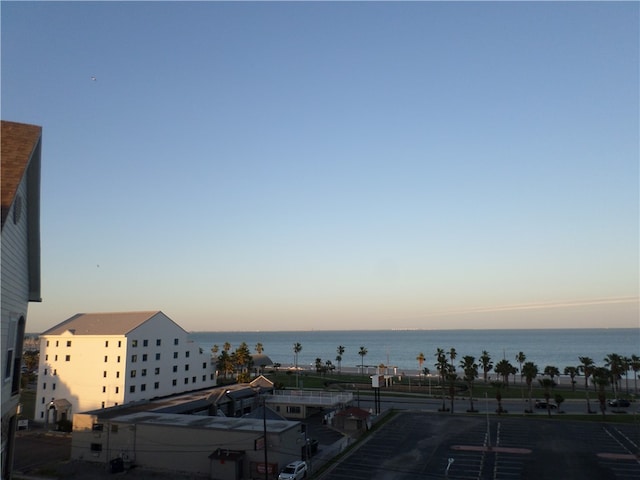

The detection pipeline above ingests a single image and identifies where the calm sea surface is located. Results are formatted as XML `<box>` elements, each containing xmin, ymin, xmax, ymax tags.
<box><xmin>189</xmin><ymin>329</ymin><xmax>639</xmax><ymax>373</ymax></box>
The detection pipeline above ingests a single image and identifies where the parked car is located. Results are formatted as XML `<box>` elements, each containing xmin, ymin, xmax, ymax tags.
<box><xmin>278</xmin><ymin>460</ymin><xmax>308</xmax><ymax>480</ymax></box>
<box><xmin>608</xmin><ymin>399</ymin><xmax>630</xmax><ymax>408</ymax></box>
<box><xmin>535</xmin><ymin>400</ymin><xmax>557</xmax><ymax>409</ymax></box>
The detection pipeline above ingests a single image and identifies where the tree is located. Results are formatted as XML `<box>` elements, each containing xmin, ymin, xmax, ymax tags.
<box><xmin>417</xmin><ymin>352</ymin><xmax>426</xmax><ymax>385</ymax></box>
<box><xmin>538</xmin><ymin>378</ymin><xmax>557</xmax><ymax>417</ymax></box>
<box><xmin>604</xmin><ymin>353</ymin><xmax>624</xmax><ymax>397</ymax></box>
<box><xmin>216</xmin><ymin>350</ymin><xmax>233</xmax><ymax>379</ymax></box>
<box><xmin>358</xmin><ymin>346</ymin><xmax>368</xmax><ymax>374</ymax></box>
<box><xmin>234</xmin><ymin>342</ymin><xmax>253</xmax><ymax>377</ymax></box>
<box><xmin>223</xmin><ymin>342</ymin><xmax>231</xmax><ymax>352</ymax></box>
<box><xmin>494</xmin><ymin>359</ymin><xmax>514</xmax><ymax>386</ymax></box>
<box><xmin>522</xmin><ymin>361</ymin><xmax>539</xmax><ymax>412</ymax></box>
<box><xmin>435</xmin><ymin>348</ymin><xmax>449</xmax><ymax>411</ymax></box>
<box><xmin>479</xmin><ymin>350</ymin><xmax>493</xmax><ymax>383</ymax></box>
<box><xmin>336</xmin><ymin>345</ymin><xmax>345</xmax><ymax>374</ymax></box>
<box><xmin>563</xmin><ymin>366</ymin><xmax>578</xmax><ymax>392</ymax></box>
<box><xmin>491</xmin><ymin>381</ymin><xmax>505</xmax><ymax>414</ymax></box>
<box><xmin>543</xmin><ymin>365</ymin><xmax>560</xmax><ymax>384</ymax></box>
<box><xmin>554</xmin><ymin>393</ymin><xmax>565</xmax><ymax>413</ymax></box>
<box><xmin>315</xmin><ymin>357</ymin><xmax>324</xmax><ymax>374</ymax></box>
<box><xmin>578</xmin><ymin>356</ymin><xmax>595</xmax><ymax>413</ymax></box>
<box><xmin>515</xmin><ymin>352</ymin><xmax>526</xmax><ymax>383</ymax></box>
<box><xmin>630</xmin><ymin>354</ymin><xmax>640</xmax><ymax>394</ymax></box>
<box><xmin>255</xmin><ymin>343</ymin><xmax>264</xmax><ymax>354</ymax></box>
<box><xmin>293</xmin><ymin>342</ymin><xmax>302</xmax><ymax>388</ymax></box>
<box><xmin>460</xmin><ymin>355</ymin><xmax>478</xmax><ymax>412</ymax></box>
<box><xmin>592</xmin><ymin>367</ymin><xmax>610</xmax><ymax>418</ymax></box>
<box><xmin>211</xmin><ymin>344</ymin><xmax>219</xmax><ymax>356</ymax></box>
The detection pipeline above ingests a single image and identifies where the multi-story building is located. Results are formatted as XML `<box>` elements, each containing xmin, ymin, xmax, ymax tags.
<box><xmin>35</xmin><ymin>311</ymin><xmax>217</xmax><ymax>424</ymax></box>
<box><xmin>1</xmin><ymin>120</ymin><xmax>43</xmax><ymax>480</ymax></box>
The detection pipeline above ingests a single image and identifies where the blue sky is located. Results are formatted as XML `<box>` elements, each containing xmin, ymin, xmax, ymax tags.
<box><xmin>3</xmin><ymin>2</ymin><xmax>638</xmax><ymax>332</ymax></box>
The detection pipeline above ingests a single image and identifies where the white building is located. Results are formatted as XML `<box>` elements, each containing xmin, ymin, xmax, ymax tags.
<box><xmin>35</xmin><ymin>311</ymin><xmax>217</xmax><ymax>424</ymax></box>
<box><xmin>1</xmin><ymin>120</ymin><xmax>42</xmax><ymax>480</ymax></box>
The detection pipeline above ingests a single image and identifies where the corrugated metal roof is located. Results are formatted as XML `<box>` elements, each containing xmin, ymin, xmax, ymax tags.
<box><xmin>41</xmin><ymin>311</ymin><xmax>165</xmax><ymax>336</ymax></box>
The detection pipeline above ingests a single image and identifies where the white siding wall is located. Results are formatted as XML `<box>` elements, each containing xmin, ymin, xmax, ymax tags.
<box><xmin>35</xmin><ymin>312</ymin><xmax>217</xmax><ymax>422</ymax></box>
<box><xmin>124</xmin><ymin>313</ymin><xmax>217</xmax><ymax>402</ymax></box>
<box><xmin>1</xmin><ymin>179</ymin><xmax>30</xmax><ymax>423</ymax></box>
<box><xmin>35</xmin><ymin>335</ymin><xmax>128</xmax><ymax>421</ymax></box>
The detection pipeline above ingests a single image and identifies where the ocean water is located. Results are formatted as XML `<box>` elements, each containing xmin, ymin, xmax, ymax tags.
<box><xmin>189</xmin><ymin>328</ymin><xmax>640</xmax><ymax>374</ymax></box>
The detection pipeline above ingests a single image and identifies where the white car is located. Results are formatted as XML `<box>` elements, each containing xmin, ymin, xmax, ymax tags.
<box><xmin>278</xmin><ymin>460</ymin><xmax>307</xmax><ymax>480</ymax></box>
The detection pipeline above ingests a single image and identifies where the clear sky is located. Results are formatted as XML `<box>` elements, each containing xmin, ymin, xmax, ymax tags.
<box><xmin>3</xmin><ymin>1</ymin><xmax>638</xmax><ymax>333</ymax></box>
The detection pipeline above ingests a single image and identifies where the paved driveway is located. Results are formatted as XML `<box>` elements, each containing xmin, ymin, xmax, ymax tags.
<box><xmin>319</xmin><ymin>412</ymin><xmax>640</xmax><ymax>479</ymax></box>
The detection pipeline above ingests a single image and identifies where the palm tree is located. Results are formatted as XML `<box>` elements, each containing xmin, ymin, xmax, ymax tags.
<box><xmin>592</xmin><ymin>367</ymin><xmax>610</xmax><ymax>418</ymax></box>
<box><xmin>630</xmin><ymin>354</ymin><xmax>640</xmax><ymax>394</ymax></box>
<box><xmin>435</xmin><ymin>348</ymin><xmax>449</xmax><ymax>411</ymax></box>
<box><xmin>543</xmin><ymin>365</ymin><xmax>560</xmax><ymax>384</ymax></box>
<box><xmin>521</xmin><ymin>361</ymin><xmax>539</xmax><ymax>412</ymax></box>
<box><xmin>336</xmin><ymin>345</ymin><xmax>345</xmax><ymax>374</ymax></box>
<box><xmin>211</xmin><ymin>344</ymin><xmax>219</xmax><ymax>356</ymax></box>
<box><xmin>494</xmin><ymin>359</ymin><xmax>513</xmax><ymax>386</ymax></box>
<box><xmin>358</xmin><ymin>346</ymin><xmax>368</xmax><ymax>374</ymax></box>
<box><xmin>460</xmin><ymin>355</ymin><xmax>478</xmax><ymax>412</ymax></box>
<box><xmin>622</xmin><ymin>356</ymin><xmax>631</xmax><ymax>394</ymax></box>
<box><xmin>417</xmin><ymin>352</ymin><xmax>426</xmax><ymax>385</ymax></box>
<box><xmin>255</xmin><ymin>342</ymin><xmax>264</xmax><ymax>354</ymax></box>
<box><xmin>563</xmin><ymin>366</ymin><xmax>578</xmax><ymax>392</ymax></box>
<box><xmin>223</xmin><ymin>342</ymin><xmax>232</xmax><ymax>352</ymax></box>
<box><xmin>479</xmin><ymin>350</ymin><xmax>493</xmax><ymax>383</ymax></box>
<box><xmin>293</xmin><ymin>342</ymin><xmax>302</xmax><ymax>388</ymax></box>
<box><xmin>604</xmin><ymin>353</ymin><xmax>624</xmax><ymax>397</ymax></box>
<box><xmin>515</xmin><ymin>352</ymin><xmax>526</xmax><ymax>384</ymax></box>
<box><xmin>491</xmin><ymin>381</ymin><xmax>505</xmax><ymax>414</ymax></box>
<box><xmin>538</xmin><ymin>378</ymin><xmax>557</xmax><ymax>417</ymax></box>
<box><xmin>578</xmin><ymin>356</ymin><xmax>595</xmax><ymax>413</ymax></box>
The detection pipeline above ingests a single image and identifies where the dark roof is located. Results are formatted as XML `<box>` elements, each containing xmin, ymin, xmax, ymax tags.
<box><xmin>336</xmin><ymin>407</ymin><xmax>371</xmax><ymax>419</ymax></box>
<box><xmin>41</xmin><ymin>311</ymin><xmax>174</xmax><ymax>336</ymax></box>
<box><xmin>1</xmin><ymin>120</ymin><xmax>42</xmax><ymax>228</ymax></box>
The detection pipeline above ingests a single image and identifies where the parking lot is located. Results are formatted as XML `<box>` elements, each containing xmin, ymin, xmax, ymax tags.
<box><xmin>320</xmin><ymin>412</ymin><xmax>640</xmax><ymax>479</ymax></box>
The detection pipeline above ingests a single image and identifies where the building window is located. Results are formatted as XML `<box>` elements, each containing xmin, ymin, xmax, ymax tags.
<box><xmin>52</xmin><ymin>383</ymin><xmax>56</xmax><ymax>390</ymax></box>
<box><xmin>115</xmin><ymin>387</ymin><xmax>119</xmax><ymax>393</ymax></box>
<box><xmin>129</xmin><ymin>386</ymin><xmax>135</xmax><ymax>393</ymax></box>
<box><xmin>286</xmin><ymin>406</ymin><xmax>301</xmax><ymax>414</ymax></box>
<box><xmin>56</xmin><ymin>341</ymin><xmax>59</xmax><ymax>347</ymax></box>
<box><xmin>184</xmin><ymin>378</ymin><xmax>188</xmax><ymax>384</ymax></box>
<box><xmin>45</xmin><ymin>354</ymin><xmax>48</xmax><ymax>361</ymax></box>
<box><xmin>192</xmin><ymin>376</ymin><xmax>196</xmax><ymax>383</ymax></box>
<box><xmin>156</xmin><ymin>339</ymin><xmax>161</xmax><ymax>346</ymax></box>
<box><xmin>174</xmin><ymin>338</ymin><xmax>179</xmax><ymax>345</ymax></box>
<box><xmin>66</xmin><ymin>341</ymin><xmax>72</xmax><ymax>347</ymax></box>
<box><xmin>118</xmin><ymin>341</ymin><xmax>121</xmax><ymax>347</ymax></box>
<box><xmin>185</xmin><ymin>351</ymin><xmax>190</xmax><ymax>358</ymax></box>
<box><xmin>154</xmin><ymin>382</ymin><xmax>159</xmax><ymax>389</ymax></box>
<box><xmin>54</xmin><ymin>355</ymin><xmax>58</xmax><ymax>361</ymax></box>
<box><xmin>155</xmin><ymin>353</ymin><xmax>161</xmax><ymax>360</ymax></box>
<box><xmin>141</xmin><ymin>369</ymin><xmax>147</xmax><ymax>377</ymax></box>
<box><xmin>142</xmin><ymin>354</ymin><xmax>148</xmax><ymax>362</ymax></box>
<box><xmin>172</xmin><ymin>379</ymin><xmax>177</xmax><ymax>386</ymax></box>
<box><xmin>41</xmin><ymin>397</ymin><xmax>45</xmax><ymax>404</ymax></box>
<box><xmin>90</xmin><ymin>443</ymin><xmax>102</xmax><ymax>452</ymax></box>
<box><xmin>172</xmin><ymin>365</ymin><xmax>177</xmax><ymax>372</ymax></box>
<box><xmin>104</xmin><ymin>356</ymin><xmax>108</xmax><ymax>363</ymax></box>
<box><xmin>116</xmin><ymin>372</ymin><xmax>120</xmax><ymax>378</ymax></box>
<box><xmin>102</xmin><ymin>386</ymin><xmax>106</xmax><ymax>393</ymax></box>
<box><xmin>173</xmin><ymin>352</ymin><xmax>178</xmax><ymax>359</ymax></box>
<box><xmin>154</xmin><ymin>368</ymin><xmax>160</xmax><ymax>375</ymax></box>
<box><xmin>92</xmin><ymin>423</ymin><xmax>104</xmax><ymax>431</ymax></box>
<box><xmin>44</xmin><ymin>369</ymin><xmax>48</xmax><ymax>376</ymax></box>
<box><xmin>42</xmin><ymin>383</ymin><xmax>46</xmax><ymax>390</ymax></box>
<box><xmin>103</xmin><ymin>371</ymin><xmax>107</xmax><ymax>378</ymax></box>
<box><xmin>53</xmin><ymin>369</ymin><xmax>57</xmax><ymax>376</ymax></box>
<box><xmin>130</xmin><ymin>370</ymin><xmax>136</xmax><ymax>378</ymax></box>
<box><xmin>202</xmin><ymin>375</ymin><xmax>206</xmax><ymax>382</ymax></box>
<box><xmin>131</xmin><ymin>355</ymin><xmax>137</xmax><ymax>363</ymax></box>
<box><xmin>101</xmin><ymin>401</ymin><xmax>105</xmax><ymax>408</ymax></box>
<box><xmin>132</xmin><ymin>340</ymin><xmax>138</xmax><ymax>348</ymax></box>
<box><xmin>105</xmin><ymin>341</ymin><xmax>109</xmax><ymax>347</ymax></box>
<box><xmin>117</xmin><ymin>356</ymin><xmax>121</xmax><ymax>363</ymax></box>
<box><xmin>143</xmin><ymin>339</ymin><xmax>148</xmax><ymax>347</ymax></box>
<box><xmin>202</xmin><ymin>362</ymin><xmax>206</xmax><ymax>369</ymax></box>
<box><xmin>65</xmin><ymin>355</ymin><xmax>71</xmax><ymax>362</ymax></box>
<box><xmin>185</xmin><ymin>365</ymin><xmax>189</xmax><ymax>371</ymax></box>
<box><xmin>46</xmin><ymin>340</ymin><xmax>49</xmax><ymax>347</ymax></box>
<box><xmin>141</xmin><ymin>384</ymin><xmax>146</xmax><ymax>391</ymax></box>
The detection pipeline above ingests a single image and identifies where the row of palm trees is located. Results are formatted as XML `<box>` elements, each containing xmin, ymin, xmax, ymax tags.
<box><xmin>417</xmin><ymin>348</ymin><xmax>639</xmax><ymax>417</ymax></box>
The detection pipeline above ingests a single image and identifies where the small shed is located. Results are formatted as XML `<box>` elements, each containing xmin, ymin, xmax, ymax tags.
<box><xmin>333</xmin><ymin>407</ymin><xmax>371</xmax><ymax>434</ymax></box>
